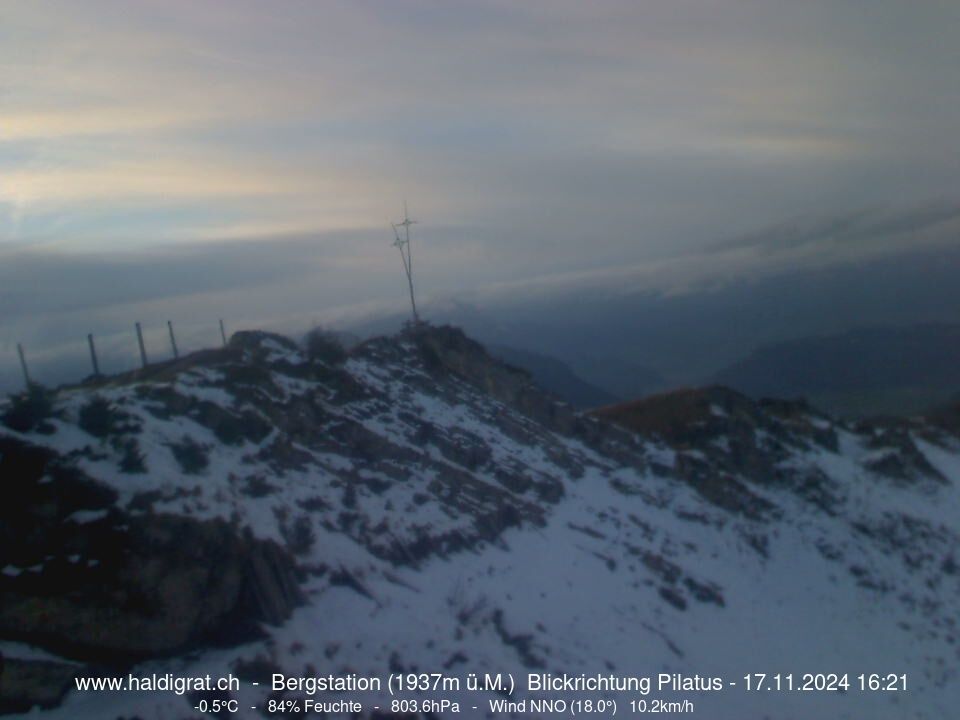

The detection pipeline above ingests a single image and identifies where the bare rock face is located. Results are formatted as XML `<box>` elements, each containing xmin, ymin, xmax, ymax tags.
<box><xmin>408</xmin><ymin>324</ymin><xmax>579</xmax><ymax>433</ymax></box>
<box><xmin>0</xmin><ymin>436</ymin><xmax>302</xmax><ymax>666</ymax></box>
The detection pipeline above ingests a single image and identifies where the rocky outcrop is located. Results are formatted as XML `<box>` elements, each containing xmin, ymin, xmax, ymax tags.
<box><xmin>0</xmin><ymin>436</ymin><xmax>302</xmax><ymax>667</ymax></box>
<box><xmin>407</xmin><ymin>324</ymin><xmax>580</xmax><ymax>434</ymax></box>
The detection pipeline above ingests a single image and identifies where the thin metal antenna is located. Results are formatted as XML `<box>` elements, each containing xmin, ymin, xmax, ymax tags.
<box><xmin>391</xmin><ymin>202</ymin><xmax>420</xmax><ymax>325</ymax></box>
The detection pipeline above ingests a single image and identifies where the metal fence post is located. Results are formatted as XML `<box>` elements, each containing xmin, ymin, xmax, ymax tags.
<box><xmin>168</xmin><ymin>321</ymin><xmax>179</xmax><ymax>359</ymax></box>
<box><xmin>88</xmin><ymin>334</ymin><xmax>101</xmax><ymax>376</ymax></box>
<box><xmin>135</xmin><ymin>322</ymin><xmax>148</xmax><ymax>368</ymax></box>
<box><xmin>17</xmin><ymin>343</ymin><xmax>31</xmax><ymax>388</ymax></box>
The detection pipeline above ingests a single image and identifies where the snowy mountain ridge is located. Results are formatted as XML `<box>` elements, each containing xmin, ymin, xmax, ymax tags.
<box><xmin>0</xmin><ymin>324</ymin><xmax>957</xmax><ymax>719</ymax></box>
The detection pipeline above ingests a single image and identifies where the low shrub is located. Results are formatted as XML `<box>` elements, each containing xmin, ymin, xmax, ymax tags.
<box><xmin>304</xmin><ymin>329</ymin><xmax>348</xmax><ymax>366</ymax></box>
<box><xmin>2</xmin><ymin>384</ymin><xmax>57</xmax><ymax>433</ymax></box>
<box><xmin>166</xmin><ymin>435</ymin><xmax>210</xmax><ymax>474</ymax></box>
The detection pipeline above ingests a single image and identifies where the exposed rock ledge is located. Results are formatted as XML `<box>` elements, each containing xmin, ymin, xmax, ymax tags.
<box><xmin>0</xmin><ymin>436</ymin><xmax>303</xmax><ymax>711</ymax></box>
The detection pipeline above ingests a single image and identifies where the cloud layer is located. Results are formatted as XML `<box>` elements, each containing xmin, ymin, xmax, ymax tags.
<box><xmin>4</xmin><ymin>1</ymin><xmax>959</xmax><ymax>246</ymax></box>
<box><xmin>2</xmin><ymin>1</ymin><xmax>959</xmax><ymax>388</ymax></box>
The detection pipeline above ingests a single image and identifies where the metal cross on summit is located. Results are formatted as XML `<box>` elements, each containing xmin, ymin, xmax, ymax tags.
<box><xmin>391</xmin><ymin>202</ymin><xmax>420</xmax><ymax>326</ymax></box>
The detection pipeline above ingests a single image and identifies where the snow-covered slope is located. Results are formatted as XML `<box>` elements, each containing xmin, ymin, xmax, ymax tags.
<box><xmin>1</xmin><ymin>325</ymin><xmax>957</xmax><ymax>719</ymax></box>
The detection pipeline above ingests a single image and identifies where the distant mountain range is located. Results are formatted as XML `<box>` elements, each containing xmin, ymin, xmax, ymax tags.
<box><xmin>491</xmin><ymin>322</ymin><xmax>960</xmax><ymax>418</ymax></box>
<box><xmin>713</xmin><ymin>324</ymin><xmax>960</xmax><ymax>417</ymax></box>
<box><xmin>347</xmin><ymin>242</ymin><xmax>960</xmax><ymax>409</ymax></box>
<box><xmin>487</xmin><ymin>344</ymin><xmax>618</xmax><ymax>409</ymax></box>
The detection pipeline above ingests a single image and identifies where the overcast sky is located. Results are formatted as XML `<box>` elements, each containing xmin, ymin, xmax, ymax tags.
<box><xmin>2</xmin><ymin>1</ymin><xmax>959</xmax><ymax>385</ymax></box>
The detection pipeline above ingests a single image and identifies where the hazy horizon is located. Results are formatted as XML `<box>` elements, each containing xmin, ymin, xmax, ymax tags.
<box><xmin>3</xmin><ymin>1</ymin><xmax>960</xmax><ymax>394</ymax></box>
